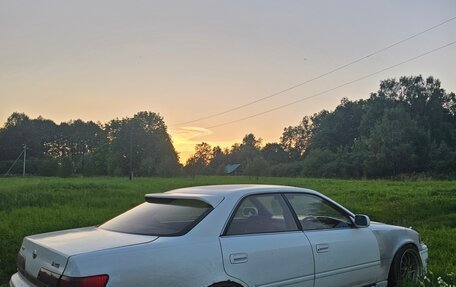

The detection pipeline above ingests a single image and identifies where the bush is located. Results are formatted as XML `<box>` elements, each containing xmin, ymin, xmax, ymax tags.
<box><xmin>243</xmin><ymin>157</ymin><xmax>270</xmax><ymax>177</ymax></box>
<box><xmin>270</xmin><ymin>162</ymin><xmax>303</xmax><ymax>177</ymax></box>
<box><xmin>158</xmin><ymin>156</ymin><xmax>182</xmax><ymax>177</ymax></box>
<box><xmin>58</xmin><ymin>158</ymin><xmax>73</xmax><ymax>178</ymax></box>
<box><xmin>301</xmin><ymin>149</ymin><xmax>338</xmax><ymax>177</ymax></box>
<box><xmin>37</xmin><ymin>158</ymin><xmax>59</xmax><ymax>176</ymax></box>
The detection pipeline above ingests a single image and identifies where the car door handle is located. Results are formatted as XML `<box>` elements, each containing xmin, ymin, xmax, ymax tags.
<box><xmin>316</xmin><ymin>244</ymin><xmax>329</xmax><ymax>253</ymax></box>
<box><xmin>230</xmin><ymin>253</ymin><xmax>248</xmax><ymax>264</ymax></box>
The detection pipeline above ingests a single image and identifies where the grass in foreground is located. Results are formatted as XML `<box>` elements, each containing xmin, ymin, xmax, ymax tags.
<box><xmin>0</xmin><ymin>176</ymin><xmax>455</xmax><ymax>286</ymax></box>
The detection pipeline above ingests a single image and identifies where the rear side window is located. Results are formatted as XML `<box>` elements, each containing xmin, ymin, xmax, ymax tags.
<box><xmin>225</xmin><ymin>194</ymin><xmax>298</xmax><ymax>236</ymax></box>
<box><xmin>100</xmin><ymin>199</ymin><xmax>212</xmax><ymax>236</ymax></box>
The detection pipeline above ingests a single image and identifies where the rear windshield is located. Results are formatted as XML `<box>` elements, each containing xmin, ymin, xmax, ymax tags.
<box><xmin>99</xmin><ymin>199</ymin><xmax>212</xmax><ymax>236</ymax></box>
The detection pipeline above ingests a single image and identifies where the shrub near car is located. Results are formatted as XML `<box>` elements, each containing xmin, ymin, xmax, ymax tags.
<box><xmin>10</xmin><ymin>185</ymin><xmax>428</xmax><ymax>287</ymax></box>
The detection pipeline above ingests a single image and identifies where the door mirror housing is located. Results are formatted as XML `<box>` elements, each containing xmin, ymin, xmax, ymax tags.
<box><xmin>354</xmin><ymin>214</ymin><xmax>370</xmax><ymax>227</ymax></box>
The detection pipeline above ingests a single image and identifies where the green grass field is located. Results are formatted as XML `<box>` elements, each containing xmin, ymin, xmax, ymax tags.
<box><xmin>0</xmin><ymin>176</ymin><xmax>455</xmax><ymax>286</ymax></box>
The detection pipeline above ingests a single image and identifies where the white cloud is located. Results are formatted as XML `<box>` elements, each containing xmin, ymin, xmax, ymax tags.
<box><xmin>174</xmin><ymin>126</ymin><xmax>213</xmax><ymax>140</ymax></box>
<box><xmin>169</xmin><ymin>126</ymin><xmax>235</xmax><ymax>164</ymax></box>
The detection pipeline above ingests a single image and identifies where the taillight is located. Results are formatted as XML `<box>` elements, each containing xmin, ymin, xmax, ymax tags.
<box><xmin>59</xmin><ymin>274</ymin><xmax>109</xmax><ymax>287</ymax></box>
<box><xmin>38</xmin><ymin>268</ymin><xmax>109</xmax><ymax>287</ymax></box>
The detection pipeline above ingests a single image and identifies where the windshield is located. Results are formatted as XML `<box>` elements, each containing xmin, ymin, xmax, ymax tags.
<box><xmin>100</xmin><ymin>199</ymin><xmax>212</xmax><ymax>236</ymax></box>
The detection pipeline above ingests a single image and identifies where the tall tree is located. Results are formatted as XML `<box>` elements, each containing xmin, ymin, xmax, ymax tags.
<box><xmin>280</xmin><ymin>116</ymin><xmax>313</xmax><ymax>160</ymax></box>
<box><xmin>107</xmin><ymin>111</ymin><xmax>180</xmax><ymax>177</ymax></box>
<box><xmin>262</xmin><ymin>143</ymin><xmax>288</xmax><ymax>165</ymax></box>
<box><xmin>185</xmin><ymin>142</ymin><xmax>213</xmax><ymax>175</ymax></box>
<box><xmin>229</xmin><ymin>133</ymin><xmax>262</xmax><ymax>164</ymax></box>
<box><xmin>310</xmin><ymin>98</ymin><xmax>364</xmax><ymax>152</ymax></box>
<box><xmin>360</xmin><ymin>106</ymin><xmax>426</xmax><ymax>177</ymax></box>
<box><xmin>208</xmin><ymin>146</ymin><xmax>229</xmax><ymax>174</ymax></box>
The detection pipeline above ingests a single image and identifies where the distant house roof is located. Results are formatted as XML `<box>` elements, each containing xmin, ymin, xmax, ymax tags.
<box><xmin>225</xmin><ymin>164</ymin><xmax>241</xmax><ymax>174</ymax></box>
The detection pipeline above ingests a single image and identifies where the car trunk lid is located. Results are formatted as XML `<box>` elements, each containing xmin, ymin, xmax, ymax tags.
<box><xmin>19</xmin><ymin>227</ymin><xmax>157</xmax><ymax>280</ymax></box>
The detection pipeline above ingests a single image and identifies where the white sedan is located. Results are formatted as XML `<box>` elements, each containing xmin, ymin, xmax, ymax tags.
<box><xmin>10</xmin><ymin>184</ymin><xmax>428</xmax><ymax>287</ymax></box>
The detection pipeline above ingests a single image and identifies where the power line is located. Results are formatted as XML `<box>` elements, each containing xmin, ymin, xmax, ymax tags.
<box><xmin>205</xmin><ymin>40</ymin><xmax>456</xmax><ymax>129</ymax></box>
<box><xmin>172</xmin><ymin>15</ymin><xmax>456</xmax><ymax>126</ymax></box>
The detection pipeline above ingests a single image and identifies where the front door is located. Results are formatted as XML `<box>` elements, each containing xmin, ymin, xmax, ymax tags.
<box><xmin>304</xmin><ymin>228</ymin><xmax>381</xmax><ymax>287</ymax></box>
<box><xmin>284</xmin><ymin>193</ymin><xmax>381</xmax><ymax>287</ymax></box>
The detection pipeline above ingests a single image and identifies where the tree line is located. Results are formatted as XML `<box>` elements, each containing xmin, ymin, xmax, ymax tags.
<box><xmin>185</xmin><ymin>75</ymin><xmax>456</xmax><ymax>178</ymax></box>
<box><xmin>0</xmin><ymin>111</ymin><xmax>180</xmax><ymax>177</ymax></box>
<box><xmin>1</xmin><ymin>75</ymin><xmax>455</xmax><ymax>178</ymax></box>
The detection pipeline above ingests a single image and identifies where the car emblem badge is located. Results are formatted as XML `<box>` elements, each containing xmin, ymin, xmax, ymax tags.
<box><xmin>32</xmin><ymin>250</ymin><xmax>37</xmax><ymax>259</ymax></box>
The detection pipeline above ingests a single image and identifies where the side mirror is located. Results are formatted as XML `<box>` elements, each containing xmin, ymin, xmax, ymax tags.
<box><xmin>354</xmin><ymin>214</ymin><xmax>370</xmax><ymax>227</ymax></box>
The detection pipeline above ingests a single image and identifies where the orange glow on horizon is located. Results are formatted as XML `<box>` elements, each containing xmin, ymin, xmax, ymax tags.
<box><xmin>170</xmin><ymin>127</ymin><xmax>235</xmax><ymax>164</ymax></box>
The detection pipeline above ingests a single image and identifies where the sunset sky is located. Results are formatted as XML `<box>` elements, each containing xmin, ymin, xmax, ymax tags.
<box><xmin>1</xmin><ymin>0</ymin><xmax>455</xmax><ymax>163</ymax></box>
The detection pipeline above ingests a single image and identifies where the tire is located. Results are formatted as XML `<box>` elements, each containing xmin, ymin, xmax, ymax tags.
<box><xmin>388</xmin><ymin>244</ymin><xmax>422</xmax><ymax>287</ymax></box>
<box><xmin>209</xmin><ymin>282</ymin><xmax>243</xmax><ymax>287</ymax></box>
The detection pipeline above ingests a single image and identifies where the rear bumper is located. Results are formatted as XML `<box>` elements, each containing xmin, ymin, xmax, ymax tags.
<box><xmin>10</xmin><ymin>272</ymin><xmax>36</xmax><ymax>287</ymax></box>
<box><xmin>419</xmin><ymin>243</ymin><xmax>429</xmax><ymax>273</ymax></box>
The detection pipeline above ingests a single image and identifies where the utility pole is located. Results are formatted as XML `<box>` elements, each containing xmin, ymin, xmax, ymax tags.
<box><xmin>22</xmin><ymin>144</ymin><xmax>26</xmax><ymax>177</ymax></box>
<box><xmin>129</xmin><ymin>130</ymin><xmax>133</xmax><ymax>180</ymax></box>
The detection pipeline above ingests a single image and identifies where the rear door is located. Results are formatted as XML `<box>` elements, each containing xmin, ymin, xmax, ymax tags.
<box><xmin>220</xmin><ymin>193</ymin><xmax>314</xmax><ymax>287</ymax></box>
<box><xmin>284</xmin><ymin>193</ymin><xmax>381</xmax><ymax>287</ymax></box>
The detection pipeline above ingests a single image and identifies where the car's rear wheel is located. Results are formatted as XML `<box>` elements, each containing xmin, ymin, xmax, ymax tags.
<box><xmin>209</xmin><ymin>282</ymin><xmax>243</xmax><ymax>287</ymax></box>
<box><xmin>388</xmin><ymin>244</ymin><xmax>422</xmax><ymax>286</ymax></box>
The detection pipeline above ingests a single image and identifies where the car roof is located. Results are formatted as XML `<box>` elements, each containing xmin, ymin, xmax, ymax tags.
<box><xmin>145</xmin><ymin>184</ymin><xmax>319</xmax><ymax>207</ymax></box>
